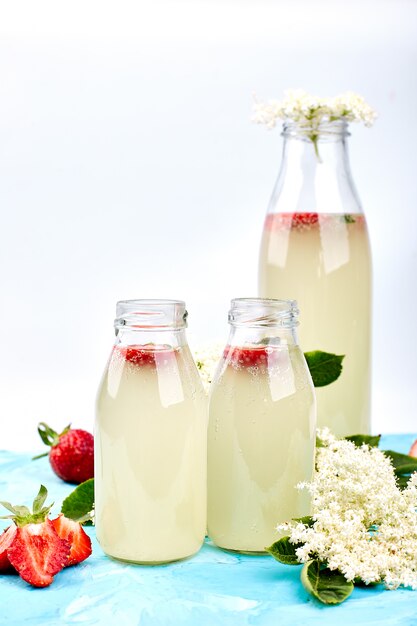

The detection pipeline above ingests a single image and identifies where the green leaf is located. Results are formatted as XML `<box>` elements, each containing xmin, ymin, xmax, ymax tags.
<box><xmin>32</xmin><ymin>485</ymin><xmax>48</xmax><ymax>514</ymax></box>
<box><xmin>301</xmin><ymin>560</ymin><xmax>354</xmax><ymax>605</ymax></box>
<box><xmin>0</xmin><ymin>500</ymin><xmax>18</xmax><ymax>515</ymax></box>
<box><xmin>32</xmin><ymin>452</ymin><xmax>49</xmax><ymax>461</ymax></box>
<box><xmin>292</xmin><ymin>516</ymin><xmax>314</xmax><ymax>527</ymax></box>
<box><xmin>396</xmin><ymin>475</ymin><xmax>411</xmax><ymax>490</ymax></box>
<box><xmin>61</xmin><ymin>478</ymin><xmax>94</xmax><ymax>524</ymax></box>
<box><xmin>381</xmin><ymin>450</ymin><xmax>417</xmax><ymax>491</ymax></box>
<box><xmin>383</xmin><ymin>450</ymin><xmax>417</xmax><ymax>475</ymax></box>
<box><xmin>0</xmin><ymin>488</ymin><xmax>52</xmax><ymax>526</ymax></box>
<box><xmin>304</xmin><ymin>351</ymin><xmax>345</xmax><ymax>387</ymax></box>
<box><xmin>59</xmin><ymin>424</ymin><xmax>72</xmax><ymax>437</ymax></box>
<box><xmin>354</xmin><ymin>578</ymin><xmax>381</xmax><ymax>587</ymax></box>
<box><xmin>9</xmin><ymin>505</ymin><xmax>31</xmax><ymax>517</ymax></box>
<box><xmin>266</xmin><ymin>536</ymin><xmax>301</xmax><ymax>565</ymax></box>
<box><xmin>345</xmin><ymin>434</ymin><xmax>381</xmax><ymax>448</ymax></box>
<box><xmin>37</xmin><ymin>422</ymin><xmax>59</xmax><ymax>447</ymax></box>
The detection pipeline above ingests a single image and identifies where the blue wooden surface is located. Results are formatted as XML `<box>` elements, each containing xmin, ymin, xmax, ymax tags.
<box><xmin>1</xmin><ymin>434</ymin><xmax>416</xmax><ymax>626</ymax></box>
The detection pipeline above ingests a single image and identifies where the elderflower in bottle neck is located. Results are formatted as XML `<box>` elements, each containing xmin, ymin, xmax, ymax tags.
<box><xmin>271</xmin><ymin>119</ymin><xmax>361</xmax><ymax>216</ymax></box>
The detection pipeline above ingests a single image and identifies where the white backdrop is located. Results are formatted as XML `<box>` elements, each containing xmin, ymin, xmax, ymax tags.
<box><xmin>1</xmin><ymin>0</ymin><xmax>416</xmax><ymax>450</ymax></box>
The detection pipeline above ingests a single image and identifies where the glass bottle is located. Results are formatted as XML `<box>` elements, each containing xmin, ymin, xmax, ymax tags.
<box><xmin>95</xmin><ymin>299</ymin><xmax>207</xmax><ymax>564</ymax></box>
<box><xmin>207</xmin><ymin>297</ymin><xmax>316</xmax><ymax>553</ymax></box>
<box><xmin>259</xmin><ymin>120</ymin><xmax>372</xmax><ymax>437</ymax></box>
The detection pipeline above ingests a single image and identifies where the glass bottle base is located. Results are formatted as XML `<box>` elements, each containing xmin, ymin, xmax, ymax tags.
<box><xmin>102</xmin><ymin>546</ymin><xmax>202</xmax><ymax>566</ymax></box>
<box><xmin>213</xmin><ymin>544</ymin><xmax>267</xmax><ymax>556</ymax></box>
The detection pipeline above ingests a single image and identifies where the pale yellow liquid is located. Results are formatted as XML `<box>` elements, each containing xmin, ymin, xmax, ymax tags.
<box><xmin>95</xmin><ymin>345</ymin><xmax>207</xmax><ymax>564</ymax></box>
<box><xmin>259</xmin><ymin>213</ymin><xmax>371</xmax><ymax>436</ymax></box>
<box><xmin>207</xmin><ymin>345</ymin><xmax>316</xmax><ymax>553</ymax></box>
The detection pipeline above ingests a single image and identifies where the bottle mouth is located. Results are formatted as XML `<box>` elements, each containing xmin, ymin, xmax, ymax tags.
<box><xmin>115</xmin><ymin>299</ymin><xmax>188</xmax><ymax>330</ymax></box>
<box><xmin>282</xmin><ymin>118</ymin><xmax>350</xmax><ymax>141</ymax></box>
<box><xmin>228</xmin><ymin>298</ymin><xmax>299</xmax><ymax>328</ymax></box>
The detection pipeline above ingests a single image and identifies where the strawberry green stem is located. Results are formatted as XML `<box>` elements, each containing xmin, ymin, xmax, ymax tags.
<box><xmin>0</xmin><ymin>485</ymin><xmax>53</xmax><ymax>527</ymax></box>
<box><xmin>32</xmin><ymin>452</ymin><xmax>49</xmax><ymax>460</ymax></box>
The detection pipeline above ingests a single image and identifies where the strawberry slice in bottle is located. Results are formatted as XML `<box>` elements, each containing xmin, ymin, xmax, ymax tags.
<box><xmin>224</xmin><ymin>346</ymin><xmax>270</xmax><ymax>368</ymax></box>
<box><xmin>115</xmin><ymin>344</ymin><xmax>176</xmax><ymax>367</ymax></box>
<box><xmin>291</xmin><ymin>212</ymin><xmax>319</xmax><ymax>228</ymax></box>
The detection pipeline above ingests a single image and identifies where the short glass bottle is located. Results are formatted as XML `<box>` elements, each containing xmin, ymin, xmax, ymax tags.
<box><xmin>259</xmin><ymin>119</ymin><xmax>372</xmax><ymax>437</ymax></box>
<box><xmin>207</xmin><ymin>298</ymin><xmax>316</xmax><ymax>554</ymax></box>
<box><xmin>95</xmin><ymin>299</ymin><xmax>207</xmax><ymax>564</ymax></box>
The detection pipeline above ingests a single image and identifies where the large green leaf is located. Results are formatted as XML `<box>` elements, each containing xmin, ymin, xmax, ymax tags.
<box><xmin>345</xmin><ymin>434</ymin><xmax>381</xmax><ymax>448</ymax></box>
<box><xmin>304</xmin><ymin>351</ymin><xmax>344</xmax><ymax>387</ymax></box>
<box><xmin>396</xmin><ymin>475</ymin><xmax>411</xmax><ymax>490</ymax></box>
<box><xmin>266</xmin><ymin>536</ymin><xmax>301</xmax><ymax>565</ymax></box>
<box><xmin>61</xmin><ymin>478</ymin><xmax>95</xmax><ymax>525</ymax></box>
<box><xmin>301</xmin><ymin>560</ymin><xmax>354</xmax><ymax>605</ymax></box>
<box><xmin>383</xmin><ymin>450</ymin><xmax>417</xmax><ymax>475</ymax></box>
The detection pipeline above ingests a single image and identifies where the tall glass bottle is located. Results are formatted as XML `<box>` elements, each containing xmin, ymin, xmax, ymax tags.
<box><xmin>95</xmin><ymin>299</ymin><xmax>207</xmax><ymax>564</ymax></box>
<box><xmin>259</xmin><ymin>120</ymin><xmax>372</xmax><ymax>437</ymax></box>
<box><xmin>207</xmin><ymin>298</ymin><xmax>316</xmax><ymax>553</ymax></box>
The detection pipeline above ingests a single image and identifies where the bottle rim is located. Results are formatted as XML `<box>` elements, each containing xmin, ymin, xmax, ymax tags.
<box><xmin>229</xmin><ymin>297</ymin><xmax>299</xmax><ymax>328</ymax></box>
<box><xmin>115</xmin><ymin>299</ymin><xmax>188</xmax><ymax>330</ymax></box>
<box><xmin>282</xmin><ymin>118</ymin><xmax>350</xmax><ymax>141</ymax></box>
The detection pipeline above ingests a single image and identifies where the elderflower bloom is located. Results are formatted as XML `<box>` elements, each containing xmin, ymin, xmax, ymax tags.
<box><xmin>193</xmin><ymin>344</ymin><xmax>223</xmax><ymax>393</ymax></box>
<box><xmin>253</xmin><ymin>89</ymin><xmax>377</xmax><ymax>130</ymax></box>
<box><xmin>278</xmin><ymin>428</ymin><xmax>417</xmax><ymax>590</ymax></box>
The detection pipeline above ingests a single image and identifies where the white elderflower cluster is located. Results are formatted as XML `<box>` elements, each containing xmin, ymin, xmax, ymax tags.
<box><xmin>253</xmin><ymin>89</ymin><xmax>377</xmax><ymax>130</ymax></box>
<box><xmin>278</xmin><ymin>428</ymin><xmax>417</xmax><ymax>589</ymax></box>
<box><xmin>193</xmin><ymin>344</ymin><xmax>223</xmax><ymax>393</ymax></box>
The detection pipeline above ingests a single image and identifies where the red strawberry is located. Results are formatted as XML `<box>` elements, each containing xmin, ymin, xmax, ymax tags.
<box><xmin>409</xmin><ymin>439</ymin><xmax>417</xmax><ymax>457</ymax></box>
<box><xmin>0</xmin><ymin>485</ymin><xmax>70</xmax><ymax>588</ymax></box>
<box><xmin>34</xmin><ymin>423</ymin><xmax>94</xmax><ymax>484</ymax></box>
<box><xmin>224</xmin><ymin>346</ymin><xmax>271</xmax><ymax>369</ymax></box>
<box><xmin>7</xmin><ymin>520</ymin><xmax>70</xmax><ymax>587</ymax></box>
<box><xmin>0</xmin><ymin>524</ymin><xmax>17</xmax><ymax>571</ymax></box>
<box><xmin>52</xmin><ymin>514</ymin><xmax>92</xmax><ymax>566</ymax></box>
<box><xmin>115</xmin><ymin>344</ymin><xmax>176</xmax><ymax>367</ymax></box>
<box><xmin>291</xmin><ymin>212</ymin><xmax>319</xmax><ymax>228</ymax></box>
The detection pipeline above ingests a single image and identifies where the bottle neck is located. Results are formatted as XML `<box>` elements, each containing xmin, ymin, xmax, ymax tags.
<box><xmin>115</xmin><ymin>327</ymin><xmax>188</xmax><ymax>348</ymax></box>
<box><xmin>226</xmin><ymin>297</ymin><xmax>300</xmax><ymax>347</ymax></box>
<box><xmin>269</xmin><ymin>121</ymin><xmax>362</xmax><ymax>215</ymax></box>
<box><xmin>114</xmin><ymin>300</ymin><xmax>189</xmax><ymax>348</ymax></box>
<box><xmin>227</xmin><ymin>325</ymin><xmax>299</xmax><ymax>348</ymax></box>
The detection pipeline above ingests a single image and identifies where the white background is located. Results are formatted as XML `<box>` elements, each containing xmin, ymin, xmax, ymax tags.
<box><xmin>0</xmin><ymin>0</ymin><xmax>416</xmax><ymax>450</ymax></box>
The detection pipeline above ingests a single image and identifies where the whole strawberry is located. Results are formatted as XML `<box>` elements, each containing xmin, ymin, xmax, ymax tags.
<box><xmin>34</xmin><ymin>422</ymin><xmax>94</xmax><ymax>484</ymax></box>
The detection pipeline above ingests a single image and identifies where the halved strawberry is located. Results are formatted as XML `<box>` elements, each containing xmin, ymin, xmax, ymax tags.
<box><xmin>263</xmin><ymin>212</ymin><xmax>320</xmax><ymax>232</ymax></box>
<box><xmin>115</xmin><ymin>344</ymin><xmax>176</xmax><ymax>367</ymax></box>
<box><xmin>291</xmin><ymin>212</ymin><xmax>319</xmax><ymax>228</ymax></box>
<box><xmin>7</xmin><ymin>519</ymin><xmax>70</xmax><ymax>587</ymax></box>
<box><xmin>52</xmin><ymin>514</ymin><xmax>92</xmax><ymax>566</ymax></box>
<box><xmin>409</xmin><ymin>439</ymin><xmax>417</xmax><ymax>458</ymax></box>
<box><xmin>0</xmin><ymin>485</ymin><xmax>70</xmax><ymax>588</ymax></box>
<box><xmin>224</xmin><ymin>346</ymin><xmax>270</xmax><ymax>368</ymax></box>
<box><xmin>0</xmin><ymin>524</ymin><xmax>17</xmax><ymax>571</ymax></box>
